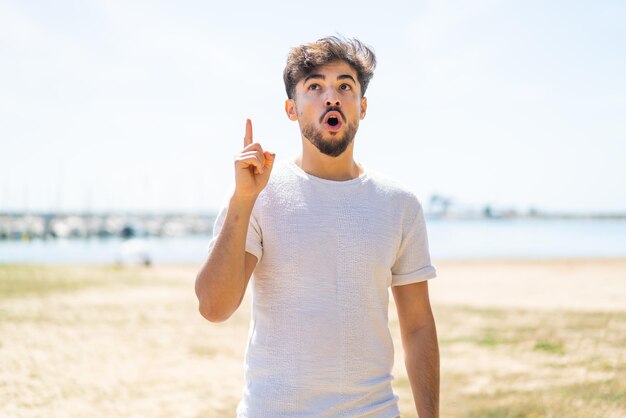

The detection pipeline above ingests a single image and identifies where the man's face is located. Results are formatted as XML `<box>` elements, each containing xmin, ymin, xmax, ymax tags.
<box><xmin>286</xmin><ymin>60</ymin><xmax>367</xmax><ymax>157</ymax></box>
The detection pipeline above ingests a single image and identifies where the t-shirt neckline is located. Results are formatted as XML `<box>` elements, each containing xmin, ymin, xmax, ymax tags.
<box><xmin>286</xmin><ymin>160</ymin><xmax>369</xmax><ymax>186</ymax></box>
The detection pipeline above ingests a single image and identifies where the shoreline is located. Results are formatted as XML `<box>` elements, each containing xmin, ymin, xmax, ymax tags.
<box><xmin>2</xmin><ymin>255</ymin><xmax>625</xmax><ymax>265</ymax></box>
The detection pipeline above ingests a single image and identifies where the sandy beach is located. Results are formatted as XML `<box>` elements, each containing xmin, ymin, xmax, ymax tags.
<box><xmin>429</xmin><ymin>258</ymin><xmax>626</xmax><ymax>312</ymax></box>
<box><xmin>1</xmin><ymin>259</ymin><xmax>624</xmax><ymax>418</ymax></box>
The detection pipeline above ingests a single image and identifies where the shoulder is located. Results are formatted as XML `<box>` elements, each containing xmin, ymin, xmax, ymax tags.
<box><xmin>365</xmin><ymin>169</ymin><xmax>424</xmax><ymax>210</ymax></box>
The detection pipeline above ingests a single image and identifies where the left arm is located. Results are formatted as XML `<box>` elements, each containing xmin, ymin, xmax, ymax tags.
<box><xmin>392</xmin><ymin>280</ymin><xmax>439</xmax><ymax>418</ymax></box>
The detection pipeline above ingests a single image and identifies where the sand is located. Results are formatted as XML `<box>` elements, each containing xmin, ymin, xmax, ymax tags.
<box><xmin>428</xmin><ymin>258</ymin><xmax>626</xmax><ymax>312</ymax></box>
<box><xmin>1</xmin><ymin>259</ymin><xmax>624</xmax><ymax>418</ymax></box>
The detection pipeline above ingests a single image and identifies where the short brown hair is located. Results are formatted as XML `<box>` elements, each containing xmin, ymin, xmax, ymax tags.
<box><xmin>283</xmin><ymin>36</ymin><xmax>376</xmax><ymax>99</ymax></box>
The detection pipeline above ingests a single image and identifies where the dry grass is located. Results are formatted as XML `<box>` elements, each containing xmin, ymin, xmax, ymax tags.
<box><xmin>1</xmin><ymin>261</ymin><xmax>624</xmax><ymax>418</ymax></box>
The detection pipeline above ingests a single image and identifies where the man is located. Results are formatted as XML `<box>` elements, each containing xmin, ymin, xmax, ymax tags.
<box><xmin>195</xmin><ymin>36</ymin><xmax>439</xmax><ymax>418</ymax></box>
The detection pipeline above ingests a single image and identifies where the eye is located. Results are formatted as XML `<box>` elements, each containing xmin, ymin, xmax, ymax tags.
<box><xmin>307</xmin><ymin>83</ymin><xmax>320</xmax><ymax>91</ymax></box>
<box><xmin>339</xmin><ymin>83</ymin><xmax>352</xmax><ymax>91</ymax></box>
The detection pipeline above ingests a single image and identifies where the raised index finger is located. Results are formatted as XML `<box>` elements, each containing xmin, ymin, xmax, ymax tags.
<box><xmin>244</xmin><ymin>118</ymin><xmax>253</xmax><ymax>147</ymax></box>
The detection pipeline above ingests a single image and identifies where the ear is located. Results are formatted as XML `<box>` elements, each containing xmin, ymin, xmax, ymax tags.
<box><xmin>359</xmin><ymin>96</ymin><xmax>368</xmax><ymax>120</ymax></box>
<box><xmin>285</xmin><ymin>99</ymin><xmax>298</xmax><ymax>121</ymax></box>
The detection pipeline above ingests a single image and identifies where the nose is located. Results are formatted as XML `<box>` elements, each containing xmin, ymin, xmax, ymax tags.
<box><xmin>325</xmin><ymin>90</ymin><xmax>341</xmax><ymax>107</ymax></box>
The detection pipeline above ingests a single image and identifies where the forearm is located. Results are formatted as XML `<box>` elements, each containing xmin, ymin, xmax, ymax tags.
<box><xmin>195</xmin><ymin>194</ymin><xmax>256</xmax><ymax>321</ymax></box>
<box><xmin>402</xmin><ymin>321</ymin><xmax>440</xmax><ymax>418</ymax></box>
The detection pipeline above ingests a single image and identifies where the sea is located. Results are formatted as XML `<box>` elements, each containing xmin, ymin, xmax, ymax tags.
<box><xmin>1</xmin><ymin>219</ymin><xmax>625</xmax><ymax>264</ymax></box>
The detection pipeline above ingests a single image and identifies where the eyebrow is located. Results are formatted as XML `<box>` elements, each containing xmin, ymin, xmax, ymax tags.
<box><xmin>303</xmin><ymin>73</ymin><xmax>357</xmax><ymax>84</ymax></box>
<box><xmin>304</xmin><ymin>73</ymin><xmax>324</xmax><ymax>83</ymax></box>
<box><xmin>337</xmin><ymin>74</ymin><xmax>357</xmax><ymax>84</ymax></box>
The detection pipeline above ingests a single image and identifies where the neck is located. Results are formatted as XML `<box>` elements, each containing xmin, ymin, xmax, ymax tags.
<box><xmin>296</xmin><ymin>137</ymin><xmax>363</xmax><ymax>181</ymax></box>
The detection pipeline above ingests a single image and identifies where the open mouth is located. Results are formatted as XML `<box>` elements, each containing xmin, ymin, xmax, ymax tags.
<box><xmin>322</xmin><ymin>110</ymin><xmax>343</xmax><ymax>131</ymax></box>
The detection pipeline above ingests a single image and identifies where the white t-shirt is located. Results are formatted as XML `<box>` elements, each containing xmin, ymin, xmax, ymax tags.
<box><xmin>209</xmin><ymin>160</ymin><xmax>436</xmax><ymax>418</ymax></box>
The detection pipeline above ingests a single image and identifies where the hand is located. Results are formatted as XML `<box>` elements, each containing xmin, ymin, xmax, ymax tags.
<box><xmin>233</xmin><ymin>119</ymin><xmax>276</xmax><ymax>200</ymax></box>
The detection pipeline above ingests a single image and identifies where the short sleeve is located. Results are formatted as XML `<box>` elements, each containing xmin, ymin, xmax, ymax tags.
<box><xmin>208</xmin><ymin>203</ymin><xmax>263</xmax><ymax>262</ymax></box>
<box><xmin>391</xmin><ymin>199</ymin><xmax>436</xmax><ymax>286</ymax></box>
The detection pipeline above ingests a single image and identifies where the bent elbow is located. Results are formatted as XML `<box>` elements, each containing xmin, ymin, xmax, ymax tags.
<box><xmin>198</xmin><ymin>301</ymin><xmax>233</xmax><ymax>323</ymax></box>
<box><xmin>195</xmin><ymin>269</ymin><xmax>241</xmax><ymax>323</ymax></box>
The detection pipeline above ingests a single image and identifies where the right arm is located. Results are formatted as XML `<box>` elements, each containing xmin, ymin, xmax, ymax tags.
<box><xmin>195</xmin><ymin>119</ymin><xmax>275</xmax><ymax>322</ymax></box>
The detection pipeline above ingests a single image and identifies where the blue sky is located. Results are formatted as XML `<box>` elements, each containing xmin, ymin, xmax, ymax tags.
<box><xmin>1</xmin><ymin>0</ymin><xmax>625</xmax><ymax>213</ymax></box>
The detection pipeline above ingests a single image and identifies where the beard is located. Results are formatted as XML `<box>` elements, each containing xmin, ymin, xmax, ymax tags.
<box><xmin>301</xmin><ymin>121</ymin><xmax>358</xmax><ymax>158</ymax></box>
